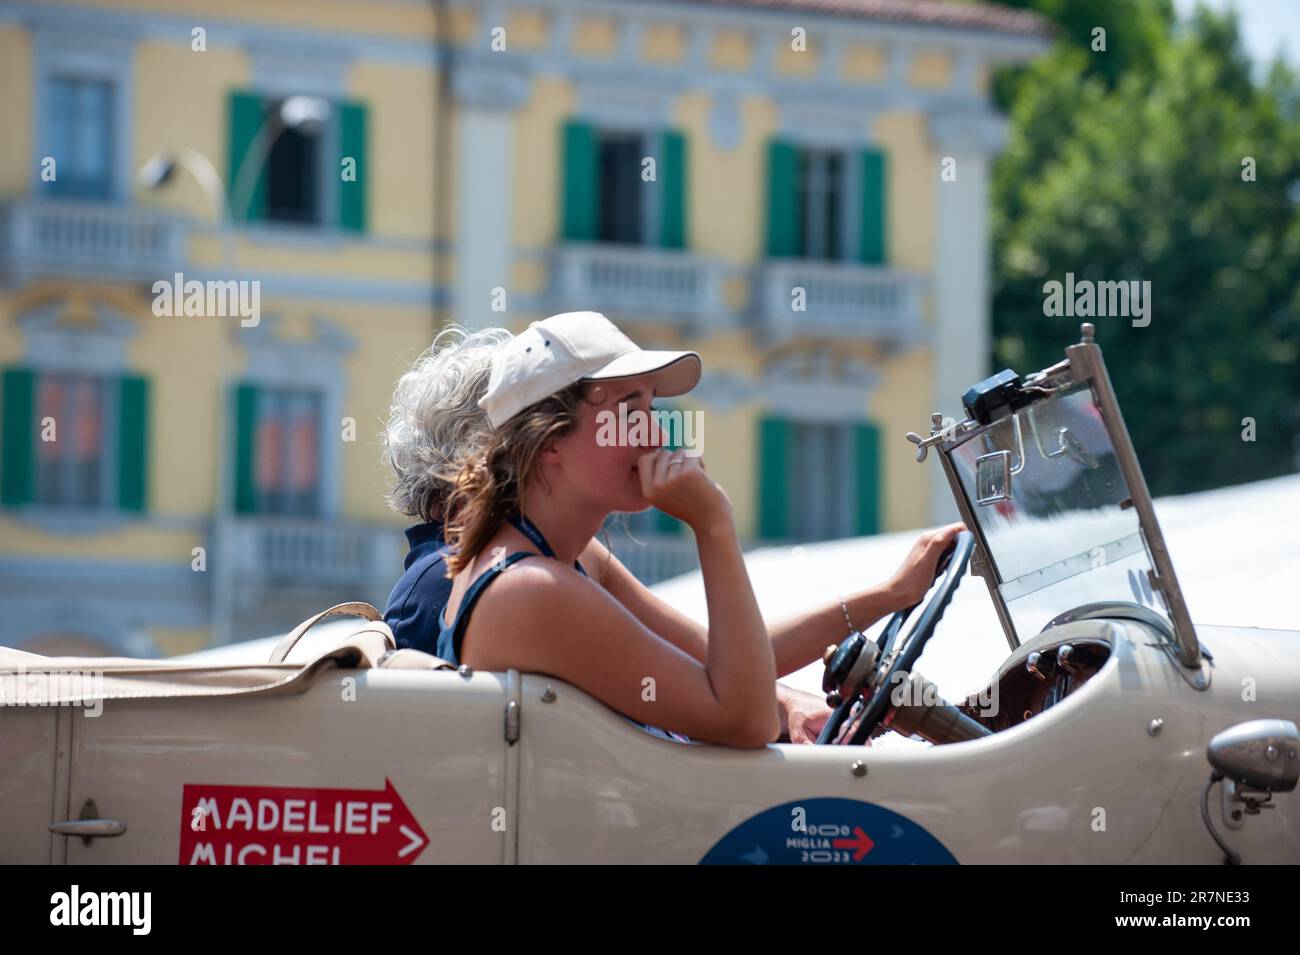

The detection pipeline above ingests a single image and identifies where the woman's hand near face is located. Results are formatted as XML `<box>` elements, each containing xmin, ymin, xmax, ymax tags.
<box><xmin>636</xmin><ymin>449</ymin><xmax>731</xmax><ymax>531</ymax></box>
<box><xmin>885</xmin><ymin>522</ymin><xmax>967</xmax><ymax>609</ymax></box>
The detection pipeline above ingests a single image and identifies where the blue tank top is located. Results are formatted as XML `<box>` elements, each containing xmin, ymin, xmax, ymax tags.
<box><xmin>437</xmin><ymin>514</ymin><xmax>692</xmax><ymax>744</ymax></box>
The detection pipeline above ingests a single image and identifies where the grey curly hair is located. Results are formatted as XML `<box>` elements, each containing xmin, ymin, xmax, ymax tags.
<box><xmin>382</xmin><ymin>324</ymin><xmax>512</xmax><ymax>523</ymax></box>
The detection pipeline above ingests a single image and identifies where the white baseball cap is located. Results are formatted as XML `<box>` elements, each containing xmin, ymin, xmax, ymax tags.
<box><xmin>479</xmin><ymin>311</ymin><xmax>702</xmax><ymax>428</ymax></box>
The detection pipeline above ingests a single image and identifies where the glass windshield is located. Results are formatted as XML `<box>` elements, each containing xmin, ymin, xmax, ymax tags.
<box><xmin>946</xmin><ymin>383</ymin><xmax>1171</xmax><ymax>641</ymax></box>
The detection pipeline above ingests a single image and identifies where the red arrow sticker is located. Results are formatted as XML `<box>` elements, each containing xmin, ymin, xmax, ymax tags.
<box><xmin>832</xmin><ymin>826</ymin><xmax>876</xmax><ymax>861</ymax></box>
<box><xmin>179</xmin><ymin>779</ymin><xmax>429</xmax><ymax>865</ymax></box>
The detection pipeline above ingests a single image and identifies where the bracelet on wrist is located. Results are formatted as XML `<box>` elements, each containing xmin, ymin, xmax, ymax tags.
<box><xmin>838</xmin><ymin>596</ymin><xmax>859</xmax><ymax>636</ymax></box>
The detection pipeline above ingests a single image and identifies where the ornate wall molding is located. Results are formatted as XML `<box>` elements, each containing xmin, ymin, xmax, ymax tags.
<box><xmin>19</xmin><ymin>298</ymin><xmax>138</xmax><ymax>374</ymax></box>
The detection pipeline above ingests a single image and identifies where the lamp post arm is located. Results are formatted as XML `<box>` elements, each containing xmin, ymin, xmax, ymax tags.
<box><xmin>170</xmin><ymin>147</ymin><xmax>227</xmax><ymax>224</ymax></box>
<box><xmin>227</xmin><ymin>119</ymin><xmax>283</xmax><ymax>227</ymax></box>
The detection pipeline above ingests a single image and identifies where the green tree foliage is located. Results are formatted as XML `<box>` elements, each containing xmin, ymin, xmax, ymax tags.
<box><xmin>991</xmin><ymin>2</ymin><xmax>1300</xmax><ymax>494</ymax></box>
<box><xmin>992</xmin><ymin>0</ymin><xmax>1174</xmax><ymax>103</ymax></box>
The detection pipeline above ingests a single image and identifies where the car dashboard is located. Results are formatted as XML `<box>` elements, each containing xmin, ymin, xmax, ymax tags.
<box><xmin>957</xmin><ymin>636</ymin><xmax>1111</xmax><ymax>733</ymax></box>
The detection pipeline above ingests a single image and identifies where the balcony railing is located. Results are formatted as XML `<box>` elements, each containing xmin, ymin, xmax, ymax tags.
<box><xmin>209</xmin><ymin>516</ymin><xmax>405</xmax><ymax>642</ymax></box>
<box><xmin>551</xmin><ymin>242</ymin><xmax>728</xmax><ymax>326</ymax></box>
<box><xmin>227</xmin><ymin>517</ymin><xmax>403</xmax><ymax>590</ymax></box>
<box><xmin>607</xmin><ymin>533</ymin><xmax>701</xmax><ymax>586</ymax></box>
<box><xmin>0</xmin><ymin>197</ymin><xmax>186</xmax><ymax>282</ymax></box>
<box><xmin>755</xmin><ymin>259</ymin><xmax>926</xmax><ymax>346</ymax></box>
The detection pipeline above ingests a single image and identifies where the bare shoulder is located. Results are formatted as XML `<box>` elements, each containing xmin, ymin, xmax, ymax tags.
<box><xmin>460</xmin><ymin>558</ymin><xmax>637</xmax><ymax>671</ymax></box>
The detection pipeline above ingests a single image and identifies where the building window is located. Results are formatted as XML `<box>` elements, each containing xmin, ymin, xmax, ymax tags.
<box><xmin>265</xmin><ymin>110</ymin><xmax>323</xmax><ymax>224</ymax></box>
<box><xmin>757</xmin><ymin>415</ymin><xmax>879</xmax><ymax>542</ymax></box>
<box><xmin>45</xmin><ymin>76</ymin><xmax>114</xmax><ymax>200</ymax></box>
<box><xmin>766</xmin><ymin>141</ymin><xmax>887</xmax><ymax>265</ymax></box>
<box><xmin>797</xmin><ymin>148</ymin><xmax>845</xmax><ymax>261</ymax></box>
<box><xmin>234</xmin><ymin>383</ymin><xmax>323</xmax><ymax>516</ymax></box>
<box><xmin>562</xmin><ymin>120</ymin><xmax>687</xmax><ymax>248</ymax></box>
<box><xmin>788</xmin><ymin>421</ymin><xmax>856</xmax><ymax>541</ymax></box>
<box><xmin>597</xmin><ymin>131</ymin><xmax>646</xmax><ymax>244</ymax></box>
<box><xmin>1</xmin><ymin>367</ymin><xmax>149</xmax><ymax>513</ymax></box>
<box><xmin>227</xmin><ymin>91</ymin><xmax>367</xmax><ymax>231</ymax></box>
<box><xmin>35</xmin><ymin>373</ymin><xmax>111</xmax><ymax>507</ymax></box>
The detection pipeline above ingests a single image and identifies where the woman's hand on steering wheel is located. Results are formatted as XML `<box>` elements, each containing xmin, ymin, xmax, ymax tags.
<box><xmin>885</xmin><ymin>522</ymin><xmax>967</xmax><ymax>609</ymax></box>
<box><xmin>817</xmin><ymin>529</ymin><xmax>975</xmax><ymax>746</ymax></box>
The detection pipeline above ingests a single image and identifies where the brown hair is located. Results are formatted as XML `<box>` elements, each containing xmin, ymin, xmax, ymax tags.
<box><xmin>442</xmin><ymin>380</ymin><xmax>597</xmax><ymax>575</ymax></box>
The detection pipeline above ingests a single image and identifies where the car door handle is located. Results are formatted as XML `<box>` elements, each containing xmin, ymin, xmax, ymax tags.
<box><xmin>49</xmin><ymin>819</ymin><xmax>127</xmax><ymax>838</ymax></box>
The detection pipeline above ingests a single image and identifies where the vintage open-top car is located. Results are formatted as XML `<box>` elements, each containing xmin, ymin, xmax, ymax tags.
<box><xmin>3</xmin><ymin>323</ymin><xmax>1297</xmax><ymax>865</ymax></box>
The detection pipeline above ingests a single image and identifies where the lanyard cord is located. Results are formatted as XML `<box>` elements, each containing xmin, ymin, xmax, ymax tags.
<box><xmin>508</xmin><ymin>513</ymin><xmax>586</xmax><ymax>576</ymax></box>
<box><xmin>508</xmin><ymin>512</ymin><xmax>554</xmax><ymax>557</ymax></box>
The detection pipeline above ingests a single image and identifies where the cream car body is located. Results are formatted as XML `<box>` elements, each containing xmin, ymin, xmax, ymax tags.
<box><xmin>3</xmin><ymin>324</ymin><xmax>1297</xmax><ymax>865</ymax></box>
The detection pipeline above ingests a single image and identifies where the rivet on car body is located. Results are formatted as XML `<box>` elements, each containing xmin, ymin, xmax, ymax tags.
<box><xmin>541</xmin><ymin>685</ymin><xmax>557</xmax><ymax>703</ymax></box>
<box><xmin>457</xmin><ymin>664</ymin><xmax>473</xmax><ymax>678</ymax></box>
<box><xmin>1148</xmin><ymin>718</ymin><xmax>1164</xmax><ymax>736</ymax></box>
<box><xmin>850</xmin><ymin>760</ymin><xmax>867</xmax><ymax>778</ymax></box>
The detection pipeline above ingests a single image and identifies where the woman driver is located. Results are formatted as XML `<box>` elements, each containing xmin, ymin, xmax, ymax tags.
<box><xmin>433</xmin><ymin>311</ymin><xmax>964</xmax><ymax>748</ymax></box>
<box><xmin>383</xmin><ymin>324</ymin><xmax>852</xmax><ymax>742</ymax></box>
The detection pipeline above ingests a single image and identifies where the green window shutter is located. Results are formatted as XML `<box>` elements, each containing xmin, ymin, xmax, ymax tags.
<box><xmin>1</xmin><ymin>367</ymin><xmax>35</xmax><ymax>507</ymax></box>
<box><xmin>853</xmin><ymin>422</ymin><xmax>880</xmax><ymax>535</ymax></box>
<box><xmin>227</xmin><ymin>91</ymin><xmax>267</xmax><ymax>223</ymax></box>
<box><xmin>757</xmin><ymin>415</ymin><xmax>792</xmax><ymax>539</ymax></box>
<box><xmin>561</xmin><ymin>120</ymin><xmax>597</xmax><ymax>241</ymax></box>
<box><xmin>234</xmin><ymin>383</ymin><xmax>259</xmax><ymax>515</ymax></box>
<box><xmin>660</xmin><ymin>130</ymin><xmax>687</xmax><ymax>249</ymax></box>
<box><xmin>859</xmin><ymin>148</ymin><xmax>887</xmax><ymax>265</ymax></box>
<box><xmin>765</xmin><ymin>140</ymin><xmax>799</xmax><ymax>257</ymax></box>
<box><xmin>117</xmin><ymin>375</ymin><xmax>149</xmax><ymax>512</ymax></box>
<box><xmin>339</xmin><ymin>101</ymin><xmax>368</xmax><ymax>232</ymax></box>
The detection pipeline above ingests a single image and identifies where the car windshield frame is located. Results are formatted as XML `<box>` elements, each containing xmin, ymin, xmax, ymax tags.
<box><xmin>922</xmin><ymin>324</ymin><xmax>1200</xmax><ymax>667</ymax></box>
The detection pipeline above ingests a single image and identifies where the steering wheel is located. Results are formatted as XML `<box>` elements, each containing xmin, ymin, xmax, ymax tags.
<box><xmin>816</xmin><ymin>530</ymin><xmax>975</xmax><ymax>745</ymax></box>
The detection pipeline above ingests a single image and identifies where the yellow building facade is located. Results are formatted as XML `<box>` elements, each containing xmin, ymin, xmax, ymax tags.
<box><xmin>0</xmin><ymin>0</ymin><xmax>1046</xmax><ymax>654</ymax></box>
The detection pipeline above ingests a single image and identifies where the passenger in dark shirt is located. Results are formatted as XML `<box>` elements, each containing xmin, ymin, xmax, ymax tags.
<box><xmin>383</xmin><ymin>519</ymin><xmax>449</xmax><ymax>655</ymax></box>
<box><xmin>380</xmin><ymin>326</ymin><xmax>511</xmax><ymax>653</ymax></box>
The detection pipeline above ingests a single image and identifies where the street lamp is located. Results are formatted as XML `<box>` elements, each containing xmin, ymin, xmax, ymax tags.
<box><xmin>135</xmin><ymin>93</ymin><xmax>330</xmax><ymax>646</ymax></box>
<box><xmin>277</xmin><ymin>94</ymin><xmax>331</xmax><ymax>134</ymax></box>
<box><xmin>137</xmin><ymin>146</ymin><xmax>233</xmax><ymax>264</ymax></box>
<box><xmin>139</xmin><ymin>93</ymin><xmax>331</xmax><ymax>229</ymax></box>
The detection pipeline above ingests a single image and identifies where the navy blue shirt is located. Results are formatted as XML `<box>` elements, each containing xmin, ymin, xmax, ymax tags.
<box><xmin>383</xmin><ymin>521</ymin><xmax>452</xmax><ymax>655</ymax></box>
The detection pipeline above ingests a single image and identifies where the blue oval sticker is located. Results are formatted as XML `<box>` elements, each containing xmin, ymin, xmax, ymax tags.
<box><xmin>700</xmin><ymin>797</ymin><xmax>958</xmax><ymax>865</ymax></box>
